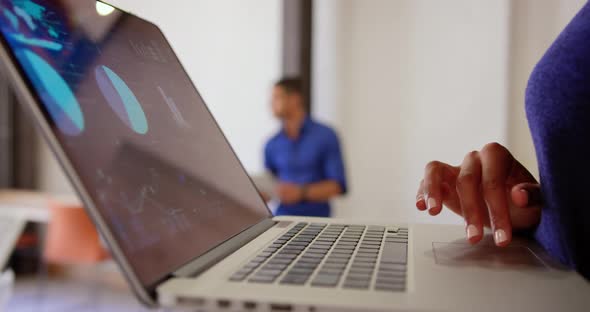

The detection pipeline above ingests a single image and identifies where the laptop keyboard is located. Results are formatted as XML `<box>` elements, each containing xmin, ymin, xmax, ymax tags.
<box><xmin>229</xmin><ymin>222</ymin><xmax>408</xmax><ymax>292</ymax></box>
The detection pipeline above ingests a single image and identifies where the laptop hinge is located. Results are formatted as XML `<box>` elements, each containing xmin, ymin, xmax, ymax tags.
<box><xmin>171</xmin><ymin>218</ymin><xmax>276</xmax><ymax>278</ymax></box>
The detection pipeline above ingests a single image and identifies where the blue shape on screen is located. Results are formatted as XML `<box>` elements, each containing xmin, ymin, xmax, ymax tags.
<box><xmin>9</xmin><ymin>33</ymin><xmax>62</xmax><ymax>50</ymax></box>
<box><xmin>14</xmin><ymin>0</ymin><xmax>45</xmax><ymax>30</ymax></box>
<box><xmin>3</xmin><ymin>8</ymin><xmax>18</xmax><ymax>30</ymax></box>
<box><xmin>95</xmin><ymin>65</ymin><xmax>148</xmax><ymax>134</ymax></box>
<box><xmin>16</xmin><ymin>49</ymin><xmax>84</xmax><ymax>136</ymax></box>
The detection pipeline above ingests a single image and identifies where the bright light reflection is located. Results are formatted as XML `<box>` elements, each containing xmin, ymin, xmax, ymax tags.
<box><xmin>96</xmin><ymin>2</ymin><xmax>115</xmax><ymax>16</ymax></box>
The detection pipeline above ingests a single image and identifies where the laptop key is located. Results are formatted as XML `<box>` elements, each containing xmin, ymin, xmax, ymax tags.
<box><xmin>293</xmin><ymin>260</ymin><xmax>318</xmax><ymax>267</ymax></box>
<box><xmin>356</xmin><ymin>250</ymin><xmax>378</xmax><ymax>255</ymax></box>
<box><xmin>354</xmin><ymin>256</ymin><xmax>378</xmax><ymax>262</ymax></box>
<box><xmin>262</xmin><ymin>263</ymin><xmax>288</xmax><ymax>270</ymax></box>
<box><xmin>343</xmin><ymin>282</ymin><xmax>370</xmax><ymax>289</ymax></box>
<box><xmin>360</xmin><ymin>241</ymin><xmax>382</xmax><ymax>245</ymax></box>
<box><xmin>301</xmin><ymin>253</ymin><xmax>325</xmax><ymax>259</ymax></box>
<box><xmin>322</xmin><ymin>263</ymin><xmax>347</xmax><ymax>270</ymax></box>
<box><xmin>280</xmin><ymin>275</ymin><xmax>310</xmax><ymax>285</ymax></box>
<box><xmin>385</xmin><ymin>239</ymin><xmax>408</xmax><ymax>244</ymax></box>
<box><xmin>242</xmin><ymin>264</ymin><xmax>260</xmax><ymax>271</ymax></box>
<box><xmin>325</xmin><ymin>258</ymin><xmax>349</xmax><ymax>264</ymax></box>
<box><xmin>329</xmin><ymin>255</ymin><xmax>352</xmax><ymax>261</ymax></box>
<box><xmin>381</xmin><ymin>242</ymin><xmax>407</xmax><ymax>264</ymax></box>
<box><xmin>375</xmin><ymin>279</ymin><xmax>406</xmax><ymax>288</ymax></box>
<box><xmin>345</xmin><ymin>274</ymin><xmax>372</xmax><ymax>282</ymax></box>
<box><xmin>375</xmin><ymin>285</ymin><xmax>405</xmax><ymax>292</ymax></box>
<box><xmin>334</xmin><ymin>245</ymin><xmax>355</xmax><ymax>250</ymax></box>
<box><xmin>353</xmin><ymin>257</ymin><xmax>377</xmax><ymax>264</ymax></box>
<box><xmin>311</xmin><ymin>275</ymin><xmax>341</xmax><ymax>287</ymax></box>
<box><xmin>376</xmin><ymin>271</ymin><xmax>405</xmax><ymax>278</ymax></box>
<box><xmin>288</xmin><ymin>268</ymin><xmax>315</xmax><ymax>275</ymax></box>
<box><xmin>264</xmin><ymin>247</ymin><xmax>279</xmax><ymax>253</ymax></box>
<box><xmin>350</xmin><ymin>267</ymin><xmax>375</xmax><ymax>274</ymax></box>
<box><xmin>229</xmin><ymin>273</ymin><xmax>249</xmax><ymax>282</ymax></box>
<box><xmin>256</xmin><ymin>269</ymin><xmax>283</xmax><ymax>276</ymax></box>
<box><xmin>268</xmin><ymin>258</ymin><xmax>293</xmax><ymax>265</ymax></box>
<box><xmin>296</xmin><ymin>260</ymin><xmax>322</xmax><ymax>266</ymax></box>
<box><xmin>351</xmin><ymin>263</ymin><xmax>375</xmax><ymax>270</ymax></box>
<box><xmin>379</xmin><ymin>263</ymin><xmax>407</xmax><ymax>271</ymax></box>
<box><xmin>332</xmin><ymin>249</ymin><xmax>353</xmax><ymax>254</ymax></box>
<box><xmin>252</xmin><ymin>256</ymin><xmax>269</xmax><ymax>262</ymax></box>
<box><xmin>249</xmin><ymin>275</ymin><xmax>277</xmax><ymax>283</ymax></box>
<box><xmin>312</xmin><ymin>243</ymin><xmax>333</xmax><ymax>248</ymax></box>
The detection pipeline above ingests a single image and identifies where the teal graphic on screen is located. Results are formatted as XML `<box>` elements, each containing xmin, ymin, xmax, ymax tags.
<box><xmin>1</xmin><ymin>0</ymin><xmax>85</xmax><ymax>135</ymax></box>
<box><xmin>17</xmin><ymin>48</ymin><xmax>84</xmax><ymax>135</ymax></box>
<box><xmin>0</xmin><ymin>0</ymin><xmax>151</xmax><ymax>136</ymax></box>
<box><xmin>95</xmin><ymin>65</ymin><xmax>149</xmax><ymax>135</ymax></box>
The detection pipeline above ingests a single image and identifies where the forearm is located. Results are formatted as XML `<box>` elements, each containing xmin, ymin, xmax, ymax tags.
<box><xmin>302</xmin><ymin>180</ymin><xmax>343</xmax><ymax>202</ymax></box>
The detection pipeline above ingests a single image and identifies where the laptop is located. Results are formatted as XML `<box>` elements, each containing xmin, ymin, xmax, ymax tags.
<box><xmin>0</xmin><ymin>0</ymin><xmax>587</xmax><ymax>310</ymax></box>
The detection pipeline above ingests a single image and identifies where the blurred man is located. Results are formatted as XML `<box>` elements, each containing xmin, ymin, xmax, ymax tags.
<box><xmin>264</xmin><ymin>77</ymin><xmax>347</xmax><ymax>217</ymax></box>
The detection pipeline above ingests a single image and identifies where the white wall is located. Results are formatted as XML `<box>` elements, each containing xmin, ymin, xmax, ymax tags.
<box><xmin>313</xmin><ymin>0</ymin><xmax>585</xmax><ymax>224</ymax></box>
<box><xmin>37</xmin><ymin>0</ymin><xmax>281</xmax><ymax>194</ymax></box>
<box><xmin>314</xmin><ymin>0</ymin><xmax>510</xmax><ymax>224</ymax></box>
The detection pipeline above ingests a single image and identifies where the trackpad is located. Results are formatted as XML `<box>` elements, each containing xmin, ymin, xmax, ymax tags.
<box><xmin>432</xmin><ymin>241</ymin><xmax>548</xmax><ymax>270</ymax></box>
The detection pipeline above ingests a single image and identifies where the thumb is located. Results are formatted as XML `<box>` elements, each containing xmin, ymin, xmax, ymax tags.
<box><xmin>510</xmin><ymin>183</ymin><xmax>542</xmax><ymax>209</ymax></box>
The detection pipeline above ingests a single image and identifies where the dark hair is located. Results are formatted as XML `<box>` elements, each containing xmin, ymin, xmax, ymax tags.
<box><xmin>275</xmin><ymin>77</ymin><xmax>302</xmax><ymax>95</ymax></box>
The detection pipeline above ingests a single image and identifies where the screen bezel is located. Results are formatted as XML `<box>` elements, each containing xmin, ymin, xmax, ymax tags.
<box><xmin>0</xmin><ymin>0</ymin><xmax>273</xmax><ymax>305</ymax></box>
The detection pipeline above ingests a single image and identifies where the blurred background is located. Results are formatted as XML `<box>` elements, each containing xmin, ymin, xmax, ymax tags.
<box><xmin>0</xmin><ymin>0</ymin><xmax>586</xmax><ymax>310</ymax></box>
<box><xmin>31</xmin><ymin>0</ymin><xmax>586</xmax><ymax>223</ymax></box>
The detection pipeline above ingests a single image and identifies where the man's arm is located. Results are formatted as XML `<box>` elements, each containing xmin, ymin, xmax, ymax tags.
<box><xmin>302</xmin><ymin>180</ymin><xmax>343</xmax><ymax>202</ymax></box>
<box><xmin>276</xmin><ymin>180</ymin><xmax>342</xmax><ymax>205</ymax></box>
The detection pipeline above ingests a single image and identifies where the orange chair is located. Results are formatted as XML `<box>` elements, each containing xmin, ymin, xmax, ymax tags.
<box><xmin>37</xmin><ymin>200</ymin><xmax>110</xmax><ymax>309</ymax></box>
<box><xmin>43</xmin><ymin>199</ymin><xmax>109</xmax><ymax>264</ymax></box>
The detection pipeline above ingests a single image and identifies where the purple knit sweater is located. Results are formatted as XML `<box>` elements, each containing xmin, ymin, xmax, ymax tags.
<box><xmin>525</xmin><ymin>1</ymin><xmax>590</xmax><ymax>279</ymax></box>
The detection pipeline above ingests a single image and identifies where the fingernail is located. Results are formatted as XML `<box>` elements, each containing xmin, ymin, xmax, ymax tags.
<box><xmin>466</xmin><ymin>224</ymin><xmax>479</xmax><ymax>240</ymax></box>
<box><xmin>427</xmin><ymin>197</ymin><xmax>436</xmax><ymax>210</ymax></box>
<box><xmin>494</xmin><ymin>229</ymin><xmax>508</xmax><ymax>245</ymax></box>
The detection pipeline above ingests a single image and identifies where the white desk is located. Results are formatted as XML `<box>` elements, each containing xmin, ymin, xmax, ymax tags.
<box><xmin>0</xmin><ymin>190</ymin><xmax>80</xmax><ymax>223</ymax></box>
<box><xmin>0</xmin><ymin>269</ymin><xmax>14</xmax><ymax>310</ymax></box>
<box><xmin>0</xmin><ymin>190</ymin><xmax>82</xmax><ymax>308</ymax></box>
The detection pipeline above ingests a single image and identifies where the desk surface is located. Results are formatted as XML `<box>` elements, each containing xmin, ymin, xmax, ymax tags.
<box><xmin>0</xmin><ymin>190</ymin><xmax>80</xmax><ymax>223</ymax></box>
<box><xmin>0</xmin><ymin>269</ymin><xmax>14</xmax><ymax>310</ymax></box>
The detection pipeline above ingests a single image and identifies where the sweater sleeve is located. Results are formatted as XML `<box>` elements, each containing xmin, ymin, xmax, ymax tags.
<box><xmin>525</xmin><ymin>1</ymin><xmax>590</xmax><ymax>280</ymax></box>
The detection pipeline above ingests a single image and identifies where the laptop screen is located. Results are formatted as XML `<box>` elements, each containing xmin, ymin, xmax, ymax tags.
<box><xmin>0</xmin><ymin>0</ymin><xmax>271</xmax><ymax>286</ymax></box>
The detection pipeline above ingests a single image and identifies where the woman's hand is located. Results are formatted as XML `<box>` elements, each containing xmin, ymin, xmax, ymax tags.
<box><xmin>416</xmin><ymin>142</ymin><xmax>542</xmax><ymax>246</ymax></box>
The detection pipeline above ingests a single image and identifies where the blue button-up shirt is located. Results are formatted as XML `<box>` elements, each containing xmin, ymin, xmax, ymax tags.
<box><xmin>264</xmin><ymin>117</ymin><xmax>347</xmax><ymax>217</ymax></box>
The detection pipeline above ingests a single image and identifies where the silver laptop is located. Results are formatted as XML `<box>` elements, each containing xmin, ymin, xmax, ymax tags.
<box><xmin>0</xmin><ymin>1</ymin><xmax>587</xmax><ymax>311</ymax></box>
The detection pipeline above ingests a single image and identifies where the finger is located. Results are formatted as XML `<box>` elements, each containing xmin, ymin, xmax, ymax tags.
<box><xmin>480</xmin><ymin>142</ymin><xmax>512</xmax><ymax>247</ymax></box>
<box><xmin>510</xmin><ymin>183</ymin><xmax>542</xmax><ymax>208</ymax></box>
<box><xmin>423</xmin><ymin>161</ymin><xmax>445</xmax><ymax>215</ymax></box>
<box><xmin>440</xmin><ymin>182</ymin><xmax>461</xmax><ymax>215</ymax></box>
<box><xmin>416</xmin><ymin>179</ymin><xmax>427</xmax><ymax>210</ymax></box>
<box><xmin>510</xmin><ymin>183</ymin><xmax>542</xmax><ymax>229</ymax></box>
<box><xmin>456</xmin><ymin>151</ymin><xmax>485</xmax><ymax>244</ymax></box>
